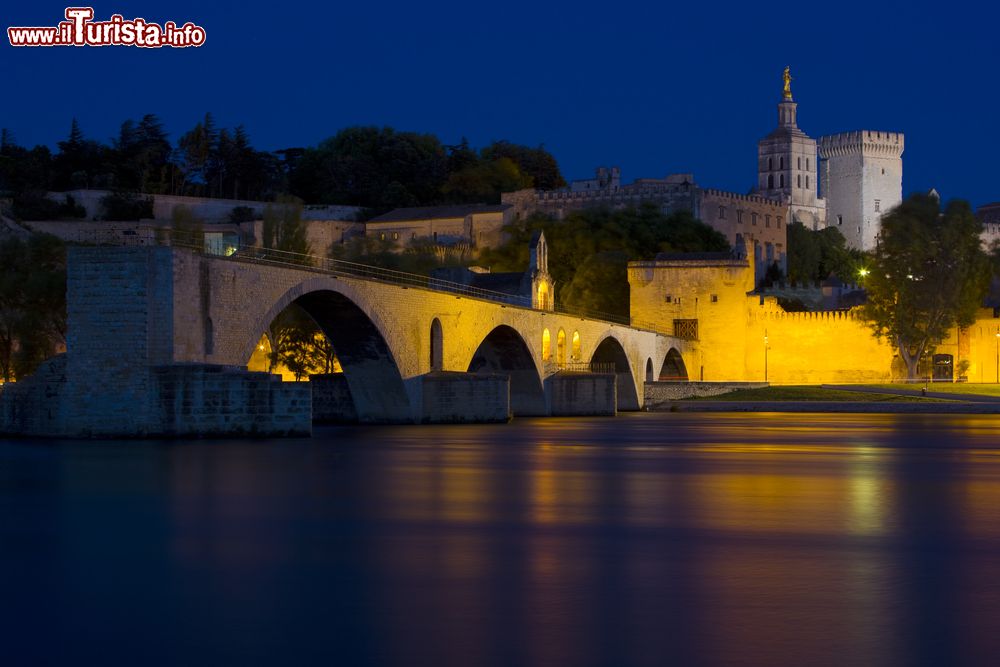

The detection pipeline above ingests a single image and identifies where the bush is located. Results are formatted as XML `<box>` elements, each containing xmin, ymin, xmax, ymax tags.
<box><xmin>100</xmin><ymin>192</ymin><xmax>153</xmax><ymax>221</ymax></box>
<box><xmin>229</xmin><ymin>206</ymin><xmax>256</xmax><ymax>223</ymax></box>
<box><xmin>11</xmin><ymin>192</ymin><xmax>86</xmax><ymax>221</ymax></box>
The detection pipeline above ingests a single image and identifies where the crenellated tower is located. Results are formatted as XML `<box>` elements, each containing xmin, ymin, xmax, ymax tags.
<box><xmin>818</xmin><ymin>131</ymin><xmax>904</xmax><ymax>251</ymax></box>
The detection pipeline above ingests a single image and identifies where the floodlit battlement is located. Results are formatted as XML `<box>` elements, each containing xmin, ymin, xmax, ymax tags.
<box><xmin>819</xmin><ymin>130</ymin><xmax>905</xmax><ymax>158</ymax></box>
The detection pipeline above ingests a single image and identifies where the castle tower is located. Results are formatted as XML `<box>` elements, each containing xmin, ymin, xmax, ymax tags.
<box><xmin>756</xmin><ymin>67</ymin><xmax>826</xmax><ymax>230</ymax></box>
<box><xmin>818</xmin><ymin>131</ymin><xmax>904</xmax><ymax>251</ymax></box>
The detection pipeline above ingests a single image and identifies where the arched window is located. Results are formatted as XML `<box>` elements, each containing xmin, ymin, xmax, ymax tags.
<box><xmin>557</xmin><ymin>329</ymin><xmax>566</xmax><ymax>366</ymax></box>
<box><xmin>797</xmin><ymin>157</ymin><xmax>801</xmax><ymax>170</ymax></box>
<box><xmin>768</xmin><ymin>174</ymin><xmax>774</xmax><ymax>189</ymax></box>
<box><xmin>536</xmin><ymin>282</ymin><xmax>550</xmax><ymax>310</ymax></box>
<box><xmin>797</xmin><ymin>174</ymin><xmax>801</xmax><ymax>188</ymax></box>
<box><xmin>780</xmin><ymin>174</ymin><xmax>784</xmax><ymax>188</ymax></box>
<box><xmin>780</xmin><ymin>156</ymin><xmax>784</xmax><ymax>170</ymax></box>
<box><xmin>571</xmin><ymin>331</ymin><xmax>581</xmax><ymax>361</ymax></box>
<box><xmin>542</xmin><ymin>328</ymin><xmax>551</xmax><ymax>361</ymax></box>
<box><xmin>768</xmin><ymin>157</ymin><xmax>773</xmax><ymax>171</ymax></box>
<box><xmin>806</xmin><ymin>175</ymin><xmax>810</xmax><ymax>189</ymax></box>
<box><xmin>430</xmin><ymin>318</ymin><xmax>443</xmax><ymax>371</ymax></box>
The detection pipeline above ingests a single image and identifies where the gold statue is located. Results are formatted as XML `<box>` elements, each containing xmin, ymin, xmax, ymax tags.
<box><xmin>782</xmin><ymin>66</ymin><xmax>793</xmax><ymax>101</ymax></box>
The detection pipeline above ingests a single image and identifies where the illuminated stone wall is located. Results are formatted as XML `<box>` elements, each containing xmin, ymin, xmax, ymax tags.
<box><xmin>630</xmin><ymin>252</ymin><xmax>1000</xmax><ymax>385</ymax></box>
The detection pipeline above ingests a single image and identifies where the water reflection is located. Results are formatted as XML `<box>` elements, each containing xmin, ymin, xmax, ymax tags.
<box><xmin>3</xmin><ymin>414</ymin><xmax>1000</xmax><ymax>665</ymax></box>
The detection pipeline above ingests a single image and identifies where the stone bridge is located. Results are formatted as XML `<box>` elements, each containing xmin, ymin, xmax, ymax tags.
<box><xmin>1</xmin><ymin>246</ymin><xmax>694</xmax><ymax>437</ymax></box>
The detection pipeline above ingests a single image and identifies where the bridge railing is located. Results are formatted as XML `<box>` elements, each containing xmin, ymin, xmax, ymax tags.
<box><xmin>549</xmin><ymin>361</ymin><xmax>617</xmax><ymax>374</ymax></box>
<box><xmin>154</xmin><ymin>232</ymin><xmax>671</xmax><ymax>334</ymax></box>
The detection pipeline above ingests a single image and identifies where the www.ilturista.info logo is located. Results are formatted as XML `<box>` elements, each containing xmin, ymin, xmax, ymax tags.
<box><xmin>8</xmin><ymin>7</ymin><xmax>206</xmax><ymax>48</ymax></box>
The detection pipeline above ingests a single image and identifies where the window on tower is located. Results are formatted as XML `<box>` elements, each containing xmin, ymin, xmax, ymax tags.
<box><xmin>780</xmin><ymin>157</ymin><xmax>784</xmax><ymax>170</ymax></box>
<box><xmin>768</xmin><ymin>175</ymin><xmax>774</xmax><ymax>189</ymax></box>
<box><xmin>797</xmin><ymin>174</ymin><xmax>801</xmax><ymax>188</ymax></box>
<box><xmin>780</xmin><ymin>174</ymin><xmax>784</xmax><ymax>188</ymax></box>
<box><xmin>806</xmin><ymin>158</ymin><xmax>810</xmax><ymax>171</ymax></box>
<box><xmin>875</xmin><ymin>200</ymin><xmax>881</xmax><ymax>212</ymax></box>
<box><xmin>797</xmin><ymin>157</ymin><xmax>801</xmax><ymax>170</ymax></box>
<box><xmin>768</xmin><ymin>157</ymin><xmax>773</xmax><ymax>170</ymax></box>
<box><xmin>776</xmin><ymin>216</ymin><xmax>782</xmax><ymax>228</ymax></box>
<box><xmin>719</xmin><ymin>206</ymin><xmax>727</xmax><ymax>219</ymax></box>
<box><xmin>752</xmin><ymin>213</ymin><xmax>758</xmax><ymax>226</ymax></box>
<box><xmin>806</xmin><ymin>175</ymin><xmax>810</xmax><ymax>189</ymax></box>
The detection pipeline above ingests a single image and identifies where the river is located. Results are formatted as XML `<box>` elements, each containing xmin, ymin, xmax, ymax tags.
<box><xmin>3</xmin><ymin>412</ymin><xmax>1000</xmax><ymax>666</ymax></box>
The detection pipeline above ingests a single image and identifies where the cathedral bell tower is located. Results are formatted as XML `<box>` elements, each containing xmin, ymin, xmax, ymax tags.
<box><xmin>756</xmin><ymin>67</ymin><xmax>826</xmax><ymax>230</ymax></box>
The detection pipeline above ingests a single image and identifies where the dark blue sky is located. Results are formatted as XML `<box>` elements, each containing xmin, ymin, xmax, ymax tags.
<box><xmin>3</xmin><ymin>1</ymin><xmax>997</xmax><ymax>206</ymax></box>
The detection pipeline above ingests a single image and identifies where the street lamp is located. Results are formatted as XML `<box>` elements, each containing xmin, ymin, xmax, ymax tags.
<box><xmin>997</xmin><ymin>327</ymin><xmax>1000</xmax><ymax>384</ymax></box>
<box><xmin>764</xmin><ymin>329</ymin><xmax>769</xmax><ymax>383</ymax></box>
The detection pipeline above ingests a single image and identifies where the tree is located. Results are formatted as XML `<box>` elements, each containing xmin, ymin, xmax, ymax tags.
<box><xmin>786</xmin><ymin>221</ymin><xmax>863</xmax><ymax>284</ymax></box>
<box><xmin>266</xmin><ymin>304</ymin><xmax>333</xmax><ymax>380</ymax></box>
<box><xmin>861</xmin><ymin>194</ymin><xmax>991</xmax><ymax>380</ymax></box>
<box><xmin>113</xmin><ymin>114</ymin><xmax>172</xmax><ymax>193</ymax></box>
<box><xmin>479</xmin><ymin>204</ymin><xmax>730</xmax><ymax>318</ymax></box>
<box><xmin>0</xmin><ymin>233</ymin><xmax>66</xmax><ymax>382</ymax></box>
<box><xmin>480</xmin><ymin>140</ymin><xmax>565</xmax><ymax>190</ymax></box>
<box><xmin>262</xmin><ymin>195</ymin><xmax>311</xmax><ymax>261</ymax></box>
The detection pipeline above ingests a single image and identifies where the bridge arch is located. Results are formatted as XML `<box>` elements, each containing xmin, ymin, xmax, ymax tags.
<box><xmin>645</xmin><ymin>357</ymin><xmax>654</xmax><ymax>383</ymax></box>
<box><xmin>247</xmin><ymin>283</ymin><xmax>412</xmax><ymax>423</ymax></box>
<box><xmin>660</xmin><ymin>348</ymin><xmax>688</xmax><ymax>381</ymax></box>
<box><xmin>590</xmin><ymin>335</ymin><xmax>640</xmax><ymax>411</ymax></box>
<box><xmin>468</xmin><ymin>325</ymin><xmax>546</xmax><ymax>417</ymax></box>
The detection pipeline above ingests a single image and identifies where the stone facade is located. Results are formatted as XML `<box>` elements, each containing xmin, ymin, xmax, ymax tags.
<box><xmin>365</xmin><ymin>204</ymin><xmax>511</xmax><ymax>252</ymax></box>
<box><xmin>501</xmin><ymin>176</ymin><xmax>788</xmax><ymax>284</ymax></box>
<box><xmin>501</xmin><ymin>176</ymin><xmax>699</xmax><ymax>223</ymax></box>
<box><xmin>977</xmin><ymin>203</ymin><xmax>1000</xmax><ymax>249</ymax></box>
<box><xmin>819</xmin><ymin>131</ymin><xmax>904</xmax><ymax>250</ymax></box>
<box><xmin>418</xmin><ymin>372</ymin><xmax>511</xmax><ymax>423</ymax></box>
<box><xmin>698</xmin><ymin>189</ymin><xmax>788</xmax><ymax>276</ymax></box>
<box><xmin>546</xmin><ymin>372</ymin><xmax>617</xmax><ymax>416</ymax></box>
<box><xmin>0</xmin><ymin>247</ymin><xmax>310</xmax><ymax>437</ymax></box>
<box><xmin>39</xmin><ymin>189</ymin><xmax>362</xmax><ymax>223</ymax></box>
<box><xmin>756</xmin><ymin>98</ymin><xmax>827</xmax><ymax>230</ymax></box>
<box><xmin>644</xmin><ymin>381</ymin><xmax>769</xmax><ymax>406</ymax></box>
<box><xmin>628</xmin><ymin>248</ymin><xmax>1000</xmax><ymax>385</ymax></box>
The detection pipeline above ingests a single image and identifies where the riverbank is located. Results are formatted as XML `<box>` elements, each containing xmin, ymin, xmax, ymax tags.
<box><xmin>647</xmin><ymin>384</ymin><xmax>1000</xmax><ymax>413</ymax></box>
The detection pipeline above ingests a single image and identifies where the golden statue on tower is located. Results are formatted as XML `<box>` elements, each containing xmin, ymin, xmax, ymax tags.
<box><xmin>783</xmin><ymin>66</ymin><xmax>793</xmax><ymax>101</ymax></box>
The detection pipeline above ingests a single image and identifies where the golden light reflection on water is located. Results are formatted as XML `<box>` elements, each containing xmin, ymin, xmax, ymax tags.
<box><xmin>94</xmin><ymin>413</ymin><xmax>1000</xmax><ymax>665</ymax></box>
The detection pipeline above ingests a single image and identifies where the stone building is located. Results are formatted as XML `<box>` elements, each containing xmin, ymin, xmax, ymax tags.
<box><xmin>755</xmin><ymin>82</ymin><xmax>826</xmax><ymax>231</ymax></box>
<box><xmin>753</xmin><ymin>70</ymin><xmax>903</xmax><ymax>251</ymax></box>
<box><xmin>819</xmin><ymin>131</ymin><xmax>904</xmax><ymax>251</ymax></box>
<box><xmin>502</xmin><ymin>173</ymin><xmax>789</xmax><ymax>284</ymax></box>
<box><xmin>977</xmin><ymin>203</ymin><xmax>1000</xmax><ymax>249</ymax></box>
<box><xmin>628</xmin><ymin>243</ymin><xmax>1000</xmax><ymax>384</ymax></box>
<box><xmin>365</xmin><ymin>204</ymin><xmax>511</xmax><ymax>252</ymax></box>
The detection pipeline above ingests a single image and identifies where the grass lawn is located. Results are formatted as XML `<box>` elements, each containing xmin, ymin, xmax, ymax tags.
<box><xmin>864</xmin><ymin>383</ymin><xmax>1000</xmax><ymax>397</ymax></box>
<box><xmin>688</xmin><ymin>386</ymin><xmax>948</xmax><ymax>402</ymax></box>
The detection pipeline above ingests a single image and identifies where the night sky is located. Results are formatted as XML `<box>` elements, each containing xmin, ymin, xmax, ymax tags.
<box><xmin>3</xmin><ymin>1</ymin><xmax>997</xmax><ymax>206</ymax></box>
